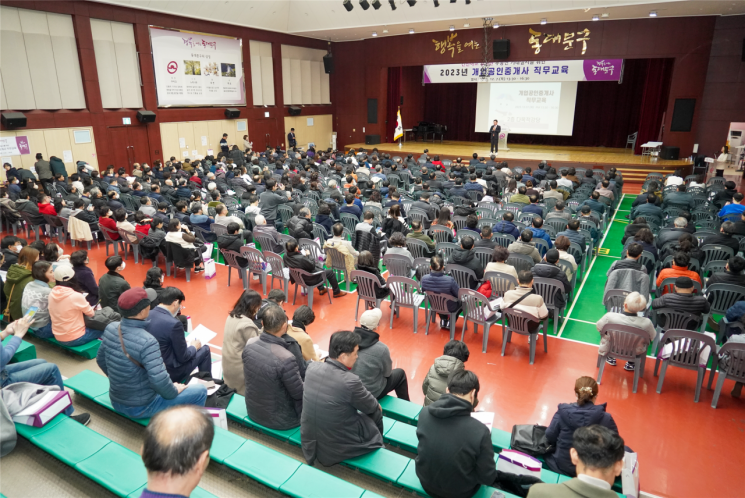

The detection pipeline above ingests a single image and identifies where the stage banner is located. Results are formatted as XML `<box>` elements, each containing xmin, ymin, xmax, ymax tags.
<box><xmin>0</xmin><ymin>136</ymin><xmax>30</xmax><ymax>156</ymax></box>
<box><xmin>423</xmin><ymin>59</ymin><xmax>623</xmax><ymax>84</ymax></box>
<box><xmin>150</xmin><ymin>27</ymin><xmax>246</xmax><ymax>107</ymax></box>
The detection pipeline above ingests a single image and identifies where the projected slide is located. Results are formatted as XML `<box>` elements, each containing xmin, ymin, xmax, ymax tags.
<box><xmin>475</xmin><ymin>81</ymin><xmax>578</xmax><ymax>136</ymax></box>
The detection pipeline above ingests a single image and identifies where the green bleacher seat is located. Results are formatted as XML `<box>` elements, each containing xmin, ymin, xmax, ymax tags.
<box><xmin>342</xmin><ymin>448</ymin><xmax>409</xmax><ymax>483</ymax></box>
<box><xmin>226</xmin><ymin>393</ymin><xmax>299</xmax><ymax>441</ymax></box>
<box><xmin>384</xmin><ymin>420</ymin><xmax>418</xmax><ymax>453</ymax></box>
<box><xmin>379</xmin><ymin>396</ymin><xmax>421</xmax><ymax>424</ymax></box>
<box><xmin>30</xmin><ymin>416</ymin><xmax>110</xmax><ymax>466</ymax></box>
<box><xmin>63</xmin><ymin>369</ymin><xmax>111</xmax><ymax>399</ymax></box>
<box><xmin>279</xmin><ymin>464</ymin><xmax>366</xmax><ymax>498</ymax></box>
<box><xmin>14</xmin><ymin>413</ymin><xmax>66</xmax><ymax>440</ymax></box>
<box><xmin>360</xmin><ymin>491</ymin><xmax>387</xmax><ymax>498</ymax></box>
<box><xmin>28</xmin><ymin>330</ymin><xmax>100</xmax><ymax>359</ymax></box>
<box><xmin>128</xmin><ymin>485</ymin><xmax>218</xmax><ymax>498</ymax></box>
<box><xmin>382</xmin><ymin>415</ymin><xmax>396</xmax><ymax>435</ymax></box>
<box><xmin>209</xmin><ymin>427</ymin><xmax>245</xmax><ymax>464</ymax></box>
<box><xmin>223</xmin><ymin>440</ymin><xmax>303</xmax><ymax>490</ymax></box>
<box><xmin>491</xmin><ymin>428</ymin><xmax>512</xmax><ymax>452</ymax></box>
<box><xmin>75</xmin><ymin>442</ymin><xmax>148</xmax><ymax>497</ymax></box>
<box><xmin>2</xmin><ymin>336</ymin><xmax>36</xmax><ymax>363</ymax></box>
<box><xmin>94</xmin><ymin>393</ymin><xmax>149</xmax><ymax>426</ymax></box>
<box><xmin>472</xmin><ymin>486</ymin><xmax>520</xmax><ymax>498</ymax></box>
<box><xmin>396</xmin><ymin>459</ymin><xmax>429</xmax><ymax>496</ymax></box>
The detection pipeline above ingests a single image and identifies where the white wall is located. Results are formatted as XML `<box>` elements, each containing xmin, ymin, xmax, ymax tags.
<box><xmin>249</xmin><ymin>40</ymin><xmax>275</xmax><ymax>106</ymax></box>
<box><xmin>281</xmin><ymin>45</ymin><xmax>331</xmax><ymax>106</ymax></box>
<box><xmin>90</xmin><ymin>19</ymin><xmax>143</xmax><ymax>109</ymax></box>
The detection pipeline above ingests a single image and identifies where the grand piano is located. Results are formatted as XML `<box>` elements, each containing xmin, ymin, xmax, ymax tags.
<box><xmin>410</xmin><ymin>121</ymin><xmax>447</xmax><ymax>142</ymax></box>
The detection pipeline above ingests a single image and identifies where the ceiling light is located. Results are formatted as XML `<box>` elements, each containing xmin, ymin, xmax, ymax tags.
<box><xmin>372</xmin><ymin>0</ymin><xmax>381</xmax><ymax>9</ymax></box>
<box><xmin>649</xmin><ymin>10</ymin><xmax>657</xmax><ymax>17</ymax></box>
<box><xmin>343</xmin><ymin>0</ymin><xmax>353</xmax><ymax>12</ymax></box>
<box><xmin>389</xmin><ymin>0</ymin><xmax>396</xmax><ymax>10</ymax></box>
<box><xmin>601</xmin><ymin>12</ymin><xmax>609</xmax><ymax>18</ymax></box>
<box><xmin>493</xmin><ymin>22</ymin><xmax>499</xmax><ymax>28</ymax></box>
<box><xmin>372</xmin><ymin>31</ymin><xmax>377</xmax><ymax>36</ymax></box>
<box><xmin>465</xmin><ymin>0</ymin><xmax>471</xmax><ymax>4</ymax></box>
<box><xmin>463</xmin><ymin>23</ymin><xmax>470</xmax><ymax>27</ymax></box>
<box><xmin>359</xmin><ymin>0</ymin><xmax>370</xmax><ymax>9</ymax></box>
<box><xmin>383</xmin><ymin>28</ymin><xmax>388</xmax><ymax>33</ymax></box>
<box><xmin>592</xmin><ymin>15</ymin><xmax>599</xmax><ymax>21</ymax></box>
<box><xmin>449</xmin><ymin>25</ymin><xmax>455</xmax><ymax>31</ymax></box>
<box><xmin>540</xmin><ymin>18</ymin><xmax>547</xmax><ymax>25</ymax></box>
<box><xmin>433</xmin><ymin>0</ymin><xmax>439</xmax><ymax>6</ymax></box>
<box><xmin>409</xmin><ymin>28</ymin><xmax>415</xmax><ymax>34</ymax></box>
<box><xmin>407</xmin><ymin>0</ymin><xmax>416</xmax><ymax>6</ymax></box>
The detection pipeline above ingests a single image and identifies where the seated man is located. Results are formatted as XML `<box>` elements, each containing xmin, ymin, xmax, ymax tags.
<box><xmin>147</xmin><ymin>287</ymin><xmax>212</xmax><ymax>383</ymax></box>
<box><xmin>451</xmin><ymin>235</ymin><xmax>484</xmax><ymax>289</ymax></box>
<box><xmin>283</xmin><ymin>239</ymin><xmax>346</xmax><ymax>298</ymax></box>
<box><xmin>508</xmin><ymin>230</ymin><xmax>541</xmax><ymax>264</ymax></box>
<box><xmin>217</xmin><ymin>222</ymin><xmax>249</xmax><ymax>267</ymax></box>
<box><xmin>607</xmin><ymin>242</ymin><xmax>646</xmax><ymax>275</ymax></box>
<box><xmin>340</xmin><ymin>193</ymin><xmax>362</xmax><ymax>220</ymax></box>
<box><xmin>706</xmin><ymin>255</ymin><xmax>745</xmax><ymax>287</ymax></box>
<box><xmin>416</xmin><ymin>370</ymin><xmax>502</xmax><ymax>498</ymax></box>
<box><xmin>503</xmin><ymin>270</ymin><xmax>549</xmax><ymax>331</ymax></box>
<box><xmin>352</xmin><ymin>309</ymin><xmax>410</xmax><ymax>400</ymax></box>
<box><xmin>527</xmin><ymin>425</ymin><xmax>625</xmax><ymax>498</ymax></box>
<box><xmin>492</xmin><ymin>211</ymin><xmax>520</xmax><ymax>240</ymax></box>
<box><xmin>656</xmin><ymin>217</ymin><xmax>690</xmax><ymax>248</ymax></box>
<box><xmin>629</xmin><ymin>194</ymin><xmax>663</xmax><ymax>222</ymax></box>
<box><xmin>421</xmin><ymin>255</ymin><xmax>460</xmax><ymax>329</ymax></box>
<box><xmin>579</xmin><ymin>191</ymin><xmax>606</xmax><ymax>215</ymax></box>
<box><xmin>243</xmin><ymin>305</ymin><xmax>304</xmax><ymax>430</ymax></box>
<box><xmin>718</xmin><ymin>192</ymin><xmax>745</xmax><ymax>219</ymax></box>
<box><xmin>140</xmin><ymin>406</ymin><xmax>213</xmax><ymax>498</ymax></box>
<box><xmin>532</xmin><ymin>249</ymin><xmax>572</xmax><ymax>309</ymax></box>
<box><xmin>656</xmin><ymin>251</ymin><xmax>702</xmax><ymax>291</ymax></box>
<box><xmin>139</xmin><ymin>197</ymin><xmax>157</xmax><ymax>217</ymax></box>
<box><xmin>97</xmin><ymin>288</ymin><xmax>207</xmax><ymax>419</ymax></box>
<box><xmin>578</xmin><ymin>206</ymin><xmax>600</xmax><ymax>245</ymax></box>
<box><xmin>528</xmin><ymin>216</ymin><xmax>553</xmax><ymax>250</ymax></box>
<box><xmin>288</xmin><ymin>207</ymin><xmax>314</xmax><ymax>240</ymax></box>
<box><xmin>301</xmin><ymin>331</ymin><xmax>384</xmax><ymax>466</ymax></box>
<box><xmin>596</xmin><ymin>291</ymin><xmax>656</xmax><ymax>371</ymax></box>
<box><xmin>556</xmin><ymin>220</ymin><xmax>586</xmax><ymax>264</ymax></box>
<box><xmin>702</xmin><ymin>221</ymin><xmax>740</xmax><ymax>254</ymax></box>
<box><xmin>522</xmin><ymin>195</ymin><xmax>543</xmax><ymax>216</ymax></box>
<box><xmin>253</xmin><ymin>214</ymin><xmax>284</xmax><ymax>253</ymax></box>
<box><xmin>652</xmin><ymin>276</ymin><xmax>710</xmax><ymax>329</ymax></box>
<box><xmin>474</xmin><ymin>226</ymin><xmax>497</xmax><ymax>249</ymax></box>
<box><xmin>463</xmin><ymin>214</ymin><xmax>480</xmax><ymax>235</ymax></box>
<box><xmin>406</xmin><ymin>220</ymin><xmax>436</xmax><ymax>257</ymax></box>
<box><xmin>509</xmin><ymin>186</ymin><xmax>530</xmax><ymax>204</ymax></box>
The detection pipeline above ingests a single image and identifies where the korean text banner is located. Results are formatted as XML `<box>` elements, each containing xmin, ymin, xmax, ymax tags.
<box><xmin>150</xmin><ymin>27</ymin><xmax>246</xmax><ymax>107</ymax></box>
<box><xmin>423</xmin><ymin>59</ymin><xmax>623</xmax><ymax>84</ymax></box>
<box><xmin>0</xmin><ymin>136</ymin><xmax>30</xmax><ymax>156</ymax></box>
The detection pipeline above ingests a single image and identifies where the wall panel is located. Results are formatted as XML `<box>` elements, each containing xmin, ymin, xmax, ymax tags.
<box><xmin>159</xmin><ymin>119</ymin><xmax>248</xmax><ymax>164</ymax></box>
<box><xmin>0</xmin><ymin>7</ymin><xmax>35</xmax><ymax>109</ymax></box>
<box><xmin>249</xmin><ymin>40</ymin><xmax>274</xmax><ymax>106</ymax></box>
<box><xmin>300</xmin><ymin>60</ymin><xmax>312</xmax><ymax>104</ymax></box>
<box><xmin>90</xmin><ymin>19</ymin><xmax>122</xmax><ymax>109</ymax></box>
<box><xmin>47</xmin><ymin>12</ymin><xmax>86</xmax><ymax>109</ymax></box>
<box><xmin>289</xmin><ymin>59</ymin><xmax>302</xmax><ymax>105</ymax></box>
<box><xmin>19</xmin><ymin>9</ymin><xmax>63</xmax><ymax>109</ymax></box>
<box><xmin>111</xmin><ymin>21</ymin><xmax>142</xmax><ymax>108</ymax></box>
<box><xmin>310</xmin><ymin>61</ymin><xmax>322</xmax><ymax>105</ymax></box>
<box><xmin>280</xmin><ymin>44</ymin><xmax>331</xmax><ymax>106</ymax></box>
<box><xmin>260</xmin><ymin>56</ymin><xmax>275</xmax><ymax>106</ymax></box>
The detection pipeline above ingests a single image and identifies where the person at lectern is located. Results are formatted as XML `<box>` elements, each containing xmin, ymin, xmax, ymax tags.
<box><xmin>489</xmin><ymin>120</ymin><xmax>501</xmax><ymax>154</ymax></box>
<box><xmin>288</xmin><ymin>128</ymin><xmax>297</xmax><ymax>149</ymax></box>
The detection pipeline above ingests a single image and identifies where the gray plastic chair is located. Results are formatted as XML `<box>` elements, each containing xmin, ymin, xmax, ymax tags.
<box><xmin>383</xmin><ymin>254</ymin><xmax>414</xmax><ymax>278</ymax></box>
<box><xmin>352</xmin><ymin>270</ymin><xmax>386</xmax><ymax>322</ymax></box>
<box><xmin>452</xmin><ymin>215</ymin><xmax>468</xmax><ymax>231</ymax></box>
<box><xmin>652</xmin><ymin>308</ymin><xmax>705</xmax><ymax>354</ymax></box>
<box><xmin>658</xmin><ymin>278</ymin><xmax>702</xmax><ymax>297</ymax></box>
<box><xmin>429</xmin><ymin>225</ymin><xmax>454</xmax><ymax>244</ymax></box>
<box><xmin>290</xmin><ymin>267</ymin><xmax>332</xmax><ymax>310</ymax></box>
<box><xmin>506</xmin><ymin>253</ymin><xmax>535</xmax><ymax>274</ymax></box>
<box><xmin>532</xmin><ymin>276</ymin><xmax>566</xmax><ymax>336</ymax></box>
<box><xmin>654</xmin><ymin>329</ymin><xmax>717</xmax><ymax>403</ymax></box>
<box><xmin>445</xmin><ymin>264</ymin><xmax>478</xmax><ymax>290</ymax></box>
<box><xmin>483</xmin><ymin>271</ymin><xmax>517</xmax><ymax>298</ymax></box>
<box><xmin>221</xmin><ymin>249</ymin><xmax>249</xmax><ymax>291</ymax></box>
<box><xmin>18</xmin><ymin>211</ymin><xmax>45</xmax><ymax>241</ymax></box>
<box><xmin>493</xmin><ymin>234</ymin><xmax>515</xmax><ymax>248</ymax></box>
<box><xmin>406</xmin><ymin>238</ymin><xmax>431</xmax><ymax>259</ymax></box>
<box><xmin>700</xmin><ymin>245</ymin><xmax>735</xmax><ymax>268</ymax></box>
<box><xmin>240</xmin><ymin>246</ymin><xmax>270</xmax><ymax>295</ymax></box>
<box><xmin>423</xmin><ymin>291</ymin><xmax>462</xmax><ymax>339</ymax></box>
<box><xmin>98</xmin><ymin>224</ymin><xmax>124</xmax><ymax>257</ymax></box>
<box><xmin>340</xmin><ymin>213</ymin><xmax>359</xmax><ymax>233</ymax></box>
<box><xmin>210</xmin><ymin>223</ymin><xmax>228</xmax><ymax>238</ymax></box>
<box><xmin>437</xmin><ymin>242</ymin><xmax>460</xmax><ymax>264</ymax></box>
<box><xmin>277</xmin><ymin>205</ymin><xmax>294</xmax><ymax>224</ymax></box>
<box><xmin>42</xmin><ymin>214</ymin><xmax>66</xmax><ymax>245</ymax></box>
<box><xmin>705</xmin><ymin>284</ymin><xmax>745</xmax><ymax>343</ymax></box>
<box><xmin>533</xmin><ymin>238</ymin><xmax>550</xmax><ymax>257</ymax></box>
<box><xmin>501</xmin><ymin>308</ymin><xmax>547</xmax><ymax>365</ymax></box>
<box><xmin>388</xmin><ymin>277</ymin><xmax>424</xmax><ymax>332</ymax></box>
<box><xmin>254</xmin><ymin>232</ymin><xmax>281</xmax><ymax>254</ymax></box>
<box><xmin>473</xmin><ymin>247</ymin><xmax>493</xmax><ymax>269</ymax></box>
<box><xmin>459</xmin><ymin>289</ymin><xmax>500</xmax><ymax>353</ymax></box>
<box><xmin>263</xmin><ymin>251</ymin><xmax>290</xmax><ymax>300</ymax></box>
<box><xmin>711</xmin><ymin>342</ymin><xmax>745</xmax><ymax>408</ymax></box>
<box><xmin>701</xmin><ymin>260</ymin><xmax>728</xmax><ymax>281</ymax></box>
<box><xmin>324</xmin><ymin>246</ymin><xmax>350</xmax><ymax>285</ymax></box>
<box><xmin>299</xmin><ymin>237</ymin><xmax>324</xmax><ymax>264</ymax></box>
<box><xmin>456</xmin><ymin>229</ymin><xmax>481</xmax><ymax>241</ymax></box>
<box><xmin>117</xmin><ymin>228</ymin><xmax>141</xmax><ymax>264</ymax></box>
<box><xmin>312</xmin><ymin>223</ymin><xmax>329</xmax><ymax>245</ymax></box>
<box><xmin>413</xmin><ymin>257</ymin><xmax>432</xmax><ymax>279</ymax></box>
<box><xmin>596</xmin><ymin>323</ymin><xmax>651</xmax><ymax>393</ymax></box>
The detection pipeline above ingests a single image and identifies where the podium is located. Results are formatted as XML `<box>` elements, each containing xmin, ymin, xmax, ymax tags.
<box><xmin>498</xmin><ymin>129</ymin><xmax>510</xmax><ymax>152</ymax></box>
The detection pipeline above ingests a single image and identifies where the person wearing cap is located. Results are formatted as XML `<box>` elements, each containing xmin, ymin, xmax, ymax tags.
<box><xmin>97</xmin><ymin>288</ymin><xmax>207</xmax><ymax>419</ymax></box>
<box><xmin>147</xmin><ymin>287</ymin><xmax>212</xmax><ymax>383</ymax></box>
<box><xmin>651</xmin><ymin>276</ymin><xmax>711</xmax><ymax>329</ymax></box>
<box><xmin>99</xmin><ymin>255</ymin><xmax>131</xmax><ymax>314</ymax></box>
<box><xmin>352</xmin><ymin>309</ymin><xmax>410</xmax><ymax>401</ymax></box>
<box><xmin>655</xmin><ymin>251</ymin><xmax>702</xmax><ymax>293</ymax></box>
<box><xmin>47</xmin><ymin>265</ymin><xmax>101</xmax><ymax>346</ymax></box>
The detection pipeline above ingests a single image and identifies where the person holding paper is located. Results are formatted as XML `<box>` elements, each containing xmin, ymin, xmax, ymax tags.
<box><xmin>147</xmin><ymin>287</ymin><xmax>212</xmax><ymax>383</ymax></box>
<box><xmin>223</xmin><ymin>290</ymin><xmax>262</xmax><ymax>393</ymax></box>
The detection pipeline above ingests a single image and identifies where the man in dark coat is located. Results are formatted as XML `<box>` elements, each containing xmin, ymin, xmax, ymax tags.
<box><xmin>492</xmin><ymin>212</ymin><xmax>520</xmax><ymax>240</ymax></box>
<box><xmin>532</xmin><ymin>249</ymin><xmax>572</xmax><ymax>308</ymax></box>
<box><xmin>283</xmin><ymin>239</ymin><xmax>346</xmax><ymax>298</ymax></box>
<box><xmin>243</xmin><ymin>305</ymin><xmax>304</xmax><ymax>431</ymax></box>
<box><xmin>702</xmin><ymin>221</ymin><xmax>740</xmax><ymax>253</ymax></box>
<box><xmin>416</xmin><ymin>370</ymin><xmax>498</xmax><ymax>498</ymax></box>
<box><xmin>412</xmin><ymin>192</ymin><xmax>437</xmax><ymax>229</ymax></box>
<box><xmin>450</xmin><ymin>236</ymin><xmax>484</xmax><ymax>289</ymax></box>
<box><xmin>287</xmin><ymin>208</ymin><xmax>313</xmax><ymax>240</ymax></box>
<box><xmin>98</xmin><ymin>256</ymin><xmax>131</xmax><ymax>314</ymax></box>
<box><xmin>147</xmin><ymin>287</ymin><xmax>211</xmax><ymax>382</ymax></box>
<box><xmin>655</xmin><ymin>218</ymin><xmax>690</xmax><ymax>249</ymax></box>
<box><xmin>301</xmin><ymin>331</ymin><xmax>384</xmax><ymax>466</ymax></box>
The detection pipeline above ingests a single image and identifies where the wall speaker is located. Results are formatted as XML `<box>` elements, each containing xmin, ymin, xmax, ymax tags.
<box><xmin>660</xmin><ymin>146</ymin><xmax>680</xmax><ymax>160</ymax></box>
<box><xmin>493</xmin><ymin>39</ymin><xmax>510</xmax><ymax>59</ymax></box>
<box><xmin>288</xmin><ymin>106</ymin><xmax>302</xmax><ymax>116</ymax></box>
<box><xmin>367</xmin><ymin>98</ymin><xmax>378</xmax><ymax>124</ymax></box>
<box><xmin>224</xmin><ymin>108</ymin><xmax>240</xmax><ymax>118</ymax></box>
<box><xmin>670</xmin><ymin>98</ymin><xmax>696</xmax><ymax>132</ymax></box>
<box><xmin>136</xmin><ymin>110</ymin><xmax>156</xmax><ymax>123</ymax></box>
<box><xmin>365</xmin><ymin>134</ymin><xmax>381</xmax><ymax>145</ymax></box>
<box><xmin>400</xmin><ymin>96</ymin><xmax>404</xmax><ymax>106</ymax></box>
<box><xmin>1</xmin><ymin>112</ymin><xmax>26</xmax><ymax>128</ymax></box>
<box><xmin>323</xmin><ymin>53</ymin><xmax>334</xmax><ymax>74</ymax></box>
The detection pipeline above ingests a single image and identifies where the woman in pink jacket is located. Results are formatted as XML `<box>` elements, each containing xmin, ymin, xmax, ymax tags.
<box><xmin>47</xmin><ymin>265</ymin><xmax>100</xmax><ymax>346</ymax></box>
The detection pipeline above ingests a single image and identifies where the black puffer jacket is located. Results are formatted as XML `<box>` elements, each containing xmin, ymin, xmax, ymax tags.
<box><xmin>531</xmin><ymin>262</ymin><xmax>571</xmax><ymax>308</ymax></box>
<box><xmin>450</xmin><ymin>248</ymin><xmax>484</xmax><ymax>289</ymax></box>
<box><xmin>242</xmin><ymin>333</ymin><xmax>304</xmax><ymax>431</ymax></box>
<box><xmin>287</xmin><ymin>215</ymin><xmax>313</xmax><ymax>240</ymax></box>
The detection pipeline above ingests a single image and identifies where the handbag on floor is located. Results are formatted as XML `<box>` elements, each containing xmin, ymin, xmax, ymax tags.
<box><xmin>84</xmin><ymin>307</ymin><xmax>121</xmax><ymax>331</ymax></box>
<box><xmin>510</xmin><ymin>424</ymin><xmax>553</xmax><ymax>457</ymax></box>
<box><xmin>203</xmin><ymin>258</ymin><xmax>216</xmax><ymax>279</ymax></box>
<box><xmin>622</xmin><ymin>451</ymin><xmax>640</xmax><ymax>498</ymax></box>
<box><xmin>496</xmin><ymin>449</ymin><xmax>542</xmax><ymax>479</ymax></box>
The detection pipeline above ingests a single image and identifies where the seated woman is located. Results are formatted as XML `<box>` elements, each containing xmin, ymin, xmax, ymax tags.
<box><xmin>43</xmin><ymin>243</ymin><xmax>71</xmax><ymax>271</ymax></box>
<box><xmin>21</xmin><ymin>261</ymin><xmax>54</xmax><ymax>338</ymax></box>
<box><xmin>71</xmin><ymin>250</ymin><xmax>98</xmax><ymax>307</ymax></box>
<box><xmin>286</xmin><ymin>305</ymin><xmax>319</xmax><ymax>362</ymax></box>
<box><xmin>47</xmin><ymin>266</ymin><xmax>100</xmax><ymax>346</ymax></box>
<box><xmin>4</xmin><ymin>246</ymin><xmax>40</xmax><ymax>322</ymax></box>
<box><xmin>98</xmin><ymin>206</ymin><xmax>120</xmax><ymax>240</ymax></box>
<box><xmin>143</xmin><ymin>267</ymin><xmax>166</xmax><ymax>308</ymax></box>
<box><xmin>544</xmin><ymin>376</ymin><xmax>620</xmax><ymax>477</ymax></box>
<box><xmin>164</xmin><ymin>218</ymin><xmax>205</xmax><ymax>272</ymax></box>
<box><xmin>114</xmin><ymin>208</ymin><xmax>139</xmax><ymax>243</ymax></box>
<box><xmin>385</xmin><ymin>232</ymin><xmax>414</xmax><ymax>264</ymax></box>
<box><xmin>314</xmin><ymin>203</ymin><xmax>334</xmax><ymax>236</ymax></box>
<box><xmin>222</xmin><ymin>290</ymin><xmax>262</xmax><ymax>394</ymax></box>
<box><xmin>356</xmin><ymin>250</ymin><xmax>390</xmax><ymax>301</ymax></box>
<box><xmin>382</xmin><ymin>204</ymin><xmax>408</xmax><ymax>239</ymax></box>
<box><xmin>484</xmin><ymin>246</ymin><xmax>518</xmax><ymax>280</ymax></box>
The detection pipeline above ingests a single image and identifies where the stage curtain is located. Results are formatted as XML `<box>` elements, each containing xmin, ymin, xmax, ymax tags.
<box><xmin>386</xmin><ymin>67</ymin><xmax>402</xmax><ymax>142</ymax></box>
<box><xmin>634</xmin><ymin>58</ymin><xmax>675</xmax><ymax>155</ymax></box>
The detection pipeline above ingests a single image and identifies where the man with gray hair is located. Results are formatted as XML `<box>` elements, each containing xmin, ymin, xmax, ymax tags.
<box><xmin>288</xmin><ymin>207</ymin><xmax>313</xmax><ymax>240</ymax></box>
<box><xmin>656</xmin><ymin>217</ymin><xmax>689</xmax><ymax>248</ymax></box>
<box><xmin>140</xmin><ymin>406</ymin><xmax>213</xmax><ymax>498</ymax></box>
<box><xmin>596</xmin><ymin>291</ymin><xmax>656</xmax><ymax>371</ymax></box>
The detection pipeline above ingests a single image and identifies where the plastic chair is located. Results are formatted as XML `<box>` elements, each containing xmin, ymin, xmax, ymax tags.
<box><xmin>483</xmin><ymin>271</ymin><xmax>517</xmax><ymax>298</ymax></box>
<box><xmin>240</xmin><ymin>247</ymin><xmax>271</xmax><ymax>295</ymax></box>
<box><xmin>533</xmin><ymin>238</ymin><xmax>550</xmax><ymax>257</ymax></box>
<box><xmin>429</xmin><ymin>225</ymin><xmax>454</xmax><ymax>244</ymax></box>
<box><xmin>436</xmin><ymin>242</ymin><xmax>459</xmax><ymax>264</ymax></box>
<box><xmin>532</xmin><ymin>277</ymin><xmax>566</xmax><ymax>335</ymax></box>
<box><xmin>42</xmin><ymin>214</ymin><xmax>66</xmax><ymax>245</ymax></box>
<box><xmin>473</xmin><ymin>247</ymin><xmax>493</xmax><ymax>269</ymax></box>
<box><xmin>117</xmin><ymin>228</ymin><xmax>141</xmax><ymax>264</ymax></box>
<box><xmin>408</xmin><ymin>209</ymin><xmax>429</xmax><ymax>227</ymax></box>
<box><xmin>459</xmin><ymin>289</ymin><xmax>500</xmax><ymax>353</ymax></box>
<box><xmin>413</xmin><ymin>257</ymin><xmax>431</xmax><ymax>279</ymax></box>
<box><xmin>654</xmin><ymin>329</ymin><xmax>717</xmax><ymax>403</ymax></box>
<box><xmin>653</xmin><ymin>307</ymin><xmax>705</xmax><ymax>354</ymax></box>
<box><xmin>705</xmin><ymin>284</ymin><xmax>745</xmax><ymax>343</ymax></box>
<box><xmin>596</xmin><ymin>323</ymin><xmax>651</xmax><ymax>393</ymax></box>
<box><xmin>506</xmin><ymin>253</ymin><xmax>535</xmax><ymax>274</ymax></box>
<box><xmin>423</xmin><ymin>291</ymin><xmax>462</xmax><ymax>339</ymax></box>
<box><xmin>501</xmin><ymin>308</ymin><xmax>547</xmax><ymax>365</ymax></box>
<box><xmin>210</xmin><ymin>223</ymin><xmax>228</xmax><ymax>238</ymax></box>
<box><xmin>388</xmin><ymin>277</ymin><xmax>425</xmax><ymax>332</ymax></box>
<box><xmin>18</xmin><ymin>211</ymin><xmax>45</xmax><ymax>241</ymax></box>
<box><xmin>263</xmin><ymin>251</ymin><xmax>290</xmax><ymax>300</ymax></box>
<box><xmin>325</xmin><ymin>246</ymin><xmax>351</xmax><ymax>285</ymax></box>
<box><xmin>456</xmin><ymin>229</ymin><xmax>481</xmax><ymax>241</ymax></box>
<box><xmin>383</xmin><ymin>254</ymin><xmax>414</xmax><ymax>278</ymax></box>
<box><xmin>711</xmin><ymin>342</ymin><xmax>745</xmax><ymax>408</ymax></box>
<box><xmin>700</xmin><ymin>245</ymin><xmax>735</xmax><ymax>268</ymax></box>
<box><xmin>277</xmin><ymin>205</ymin><xmax>294</xmax><ymax>224</ymax></box>
<box><xmin>99</xmin><ymin>224</ymin><xmax>124</xmax><ymax>257</ymax></box>
<box><xmin>352</xmin><ymin>270</ymin><xmax>386</xmax><ymax>322</ymax></box>
<box><xmin>164</xmin><ymin>242</ymin><xmax>192</xmax><ymax>282</ymax></box>
<box><xmin>221</xmin><ymin>249</ymin><xmax>250</xmax><ymax>291</ymax></box>
<box><xmin>298</xmin><ymin>238</ymin><xmax>324</xmax><ymax>264</ymax></box>
<box><xmin>312</xmin><ymin>223</ymin><xmax>329</xmax><ymax>245</ymax></box>
<box><xmin>658</xmin><ymin>277</ymin><xmax>702</xmax><ymax>296</ymax></box>
<box><xmin>444</xmin><ymin>264</ymin><xmax>478</xmax><ymax>290</ymax></box>
<box><xmin>546</xmin><ymin>218</ymin><xmax>568</xmax><ymax>235</ymax></box>
<box><xmin>340</xmin><ymin>213</ymin><xmax>359</xmax><ymax>233</ymax></box>
<box><xmin>290</xmin><ymin>267</ymin><xmax>332</xmax><ymax>310</ymax></box>
<box><xmin>493</xmin><ymin>234</ymin><xmax>515</xmax><ymax>248</ymax></box>
<box><xmin>406</xmin><ymin>238</ymin><xmax>431</xmax><ymax>259</ymax></box>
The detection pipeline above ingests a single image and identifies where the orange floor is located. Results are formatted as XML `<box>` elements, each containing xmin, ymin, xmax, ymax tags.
<box><xmin>8</xmin><ymin>195</ymin><xmax>744</xmax><ymax>498</ymax></box>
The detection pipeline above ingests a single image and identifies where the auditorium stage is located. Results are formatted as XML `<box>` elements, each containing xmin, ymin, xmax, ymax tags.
<box><xmin>344</xmin><ymin>141</ymin><xmax>692</xmax><ymax>182</ymax></box>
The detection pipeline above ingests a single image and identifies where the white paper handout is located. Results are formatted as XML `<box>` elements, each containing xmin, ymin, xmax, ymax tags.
<box><xmin>471</xmin><ymin>411</ymin><xmax>495</xmax><ymax>431</ymax></box>
<box><xmin>186</xmin><ymin>324</ymin><xmax>217</xmax><ymax>346</ymax></box>
<box><xmin>314</xmin><ymin>344</ymin><xmax>329</xmax><ymax>360</ymax></box>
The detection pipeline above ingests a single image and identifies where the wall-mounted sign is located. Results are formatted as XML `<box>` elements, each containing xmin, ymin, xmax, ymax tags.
<box><xmin>122</xmin><ymin>117</ymin><xmax>131</xmax><ymax>125</ymax></box>
<box><xmin>432</xmin><ymin>33</ymin><xmax>480</xmax><ymax>58</ymax></box>
<box><xmin>423</xmin><ymin>59</ymin><xmax>623</xmax><ymax>84</ymax></box>
<box><xmin>0</xmin><ymin>136</ymin><xmax>30</xmax><ymax>156</ymax></box>
<box><xmin>529</xmin><ymin>28</ymin><xmax>591</xmax><ymax>55</ymax></box>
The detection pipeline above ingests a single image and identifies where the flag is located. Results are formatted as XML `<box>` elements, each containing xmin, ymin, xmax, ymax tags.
<box><xmin>394</xmin><ymin>108</ymin><xmax>403</xmax><ymax>141</ymax></box>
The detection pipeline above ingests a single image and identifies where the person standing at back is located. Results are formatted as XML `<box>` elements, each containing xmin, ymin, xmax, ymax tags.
<box><xmin>220</xmin><ymin>133</ymin><xmax>229</xmax><ymax>154</ymax></box>
<box><xmin>287</xmin><ymin>128</ymin><xmax>297</xmax><ymax>149</ymax></box>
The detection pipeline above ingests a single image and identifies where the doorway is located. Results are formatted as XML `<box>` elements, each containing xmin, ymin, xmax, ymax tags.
<box><xmin>108</xmin><ymin>126</ymin><xmax>151</xmax><ymax>174</ymax></box>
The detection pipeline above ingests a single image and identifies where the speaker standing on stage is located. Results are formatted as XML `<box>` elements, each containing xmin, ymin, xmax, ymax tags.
<box><xmin>288</xmin><ymin>128</ymin><xmax>297</xmax><ymax>149</ymax></box>
<box><xmin>489</xmin><ymin>120</ymin><xmax>501</xmax><ymax>154</ymax></box>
